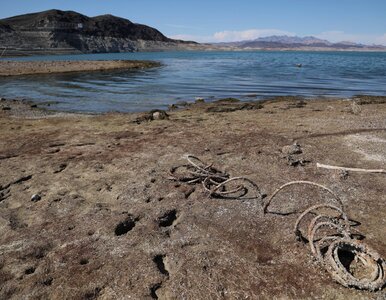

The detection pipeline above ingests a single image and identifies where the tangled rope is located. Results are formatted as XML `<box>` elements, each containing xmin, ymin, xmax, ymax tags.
<box><xmin>264</xmin><ymin>181</ymin><xmax>386</xmax><ymax>291</ymax></box>
<box><xmin>169</xmin><ymin>155</ymin><xmax>263</xmax><ymax>204</ymax></box>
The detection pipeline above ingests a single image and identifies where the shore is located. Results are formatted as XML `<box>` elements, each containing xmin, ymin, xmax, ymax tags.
<box><xmin>0</xmin><ymin>60</ymin><xmax>161</xmax><ymax>76</ymax></box>
<box><xmin>0</xmin><ymin>96</ymin><xmax>385</xmax><ymax>299</ymax></box>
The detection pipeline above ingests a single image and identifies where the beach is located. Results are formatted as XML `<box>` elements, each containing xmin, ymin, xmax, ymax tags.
<box><xmin>0</xmin><ymin>96</ymin><xmax>385</xmax><ymax>299</ymax></box>
<box><xmin>0</xmin><ymin>60</ymin><xmax>161</xmax><ymax>76</ymax></box>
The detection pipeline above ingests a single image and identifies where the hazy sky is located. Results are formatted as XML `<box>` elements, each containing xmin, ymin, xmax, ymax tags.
<box><xmin>1</xmin><ymin>0</ymin><xmax>386</xmax><ymax>45</ymax></box>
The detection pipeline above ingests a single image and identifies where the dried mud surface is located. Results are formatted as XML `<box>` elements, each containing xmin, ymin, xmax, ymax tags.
<box><xmin>0</xmin><ymin>60</ymin><xmax>160</xmax><ymax>76</ymax></box>
<box><xmin>0</xmin><ymin>96</ymin><xmax>385</xmax><ymax>299</ymax></box>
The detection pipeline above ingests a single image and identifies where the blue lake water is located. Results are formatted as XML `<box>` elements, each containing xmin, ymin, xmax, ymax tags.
<box><xmin>1</xmin><ymin>51</ymin><xmax>386</xmax><ymax>113</ymax></box>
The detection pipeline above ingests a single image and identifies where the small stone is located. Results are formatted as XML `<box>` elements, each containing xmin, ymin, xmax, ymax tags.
<box><xmin>282</xmin><ymin>142</ymin><xmax>302</xmax><ymax>155</ymax></box>
<box><xmin>151</xmin><ymin>110</ymin><xmax>169</xmax><ymax>120</ymax></box>
<box><xmin>2</xmin><ymin>106</ymin><xmax>11</xmax><ymax>111</ymax></box>
<box><xmin>31</xmin><ymin>194</ymin><xmax>41</xmax><ymax>202</ymax></box>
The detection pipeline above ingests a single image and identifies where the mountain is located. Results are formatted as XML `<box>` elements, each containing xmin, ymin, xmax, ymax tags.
<box><xmin>213</xmin><ymin>35</ymin><xmax>386</xmax><ymax>51</ymax></box>
<box><xmin>0</xmin><ymin>9</ymin><xmax>200</xmax><ymax>56</ymax></box>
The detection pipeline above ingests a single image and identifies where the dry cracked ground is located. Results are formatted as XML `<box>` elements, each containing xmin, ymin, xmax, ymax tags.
<box><xmin>0</xmin><ymin>96</ymin><xmax>385</xmax><ymax>299</ymax></box>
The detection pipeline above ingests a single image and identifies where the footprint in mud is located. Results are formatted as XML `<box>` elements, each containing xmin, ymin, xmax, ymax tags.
<box><xmin>53</xmin><ymin>163</ymin><xmax>67</xmax><ymax>174</ymax></box>
<box><xmin>0</xmin><ymin>188</ymin><xmax>11</xmax><ymax>202</ymax></box>
<box><xmin>153</xmin><ymin>255</ymin><xmax>169</xmax><ymax>277</ymax></box>
<box><xmin>150</xmin><ymin>254</ymin><xmax>171</xmax><ymax>299</ymax></box>
<box><xmin>158</xmin><ymin>210</ymin><xmax>177</xmax><ymax>228</ymax></box>
<box><xmin>150</xmin><ymin>283</ymin><xmax>162</xmax><ymax>299</ymax></box>
<box><xmin>79</xmin><ymin>258</ymin><xmax>89</xmax><ymax>265</ymax></box>
<box><xmin>114</xmin><ymin>215</ymin><xmax>138</xmax><ymax>236</ymax></box>
<box><xmin>24</xmin><ymin>267</ymin><xmax>36</xmax><ymax>275</ymax></box>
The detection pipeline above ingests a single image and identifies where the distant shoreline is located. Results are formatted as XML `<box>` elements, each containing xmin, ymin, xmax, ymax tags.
<box><xmin>1</xmin><ymin>47</ymin><xmax>386</xmax><ymax>58</ymax></box>
<box><xmin>0</xmin><ymin>60</ymin><xmax>161</xmax><ymax>76</ymax></box>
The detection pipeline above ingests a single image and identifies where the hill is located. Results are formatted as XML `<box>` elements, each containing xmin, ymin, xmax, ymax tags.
<box><xmin>0</xmin><ymin>9</ymin><xmax>200</xmax><ymax>56</ymax></box>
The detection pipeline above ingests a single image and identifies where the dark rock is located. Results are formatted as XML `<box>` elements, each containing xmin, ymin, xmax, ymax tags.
<box><xmin>287</xmin><ymin>156</ymin><xmax>311</xmax><ymax>167</ymax></box>
<box><xmin>2</xmin><ymin>106</ymin><xmax>11</xmax><ymax>111</ymax></box>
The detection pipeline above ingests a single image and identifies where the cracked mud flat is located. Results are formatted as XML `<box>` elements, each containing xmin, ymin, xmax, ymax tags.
<box><xmin>0</xmin><ymin>96</ymin><xmax>385</xmax><ymax>299</ymax></box>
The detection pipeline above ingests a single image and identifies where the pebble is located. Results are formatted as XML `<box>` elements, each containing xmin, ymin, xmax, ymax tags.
<box><xmin>31</xmin><ymin>194</ymin><xmax>41</xmax><ymax>202</ymax></box>
<box><xmin>152</xmin><ymin>110</ymin><xmax>169</xmax><ymax>120</ymax></box>
<box><xmin>282</xmin><ymin>142</ymin><xmax>302</xmax><ymax>155</ymax></box>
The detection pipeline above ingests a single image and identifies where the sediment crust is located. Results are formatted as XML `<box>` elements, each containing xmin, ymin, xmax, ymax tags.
<box><xmin>0</xmin><ymin>95</ymin><xmax>385</xmax><ymax>299</ymax></box>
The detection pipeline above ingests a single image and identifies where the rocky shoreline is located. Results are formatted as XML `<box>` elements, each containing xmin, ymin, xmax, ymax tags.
<box><xmin>0</xmin><ymin>60</ymin><xmax>160</xmax><ymax>76</ymax></box>
<box><xmin>0</xmin><ymin>95</ymin><xmax>385</xmax><ymax>299</ymax></box>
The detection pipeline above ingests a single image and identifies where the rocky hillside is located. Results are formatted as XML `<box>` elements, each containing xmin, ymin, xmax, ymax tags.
<box><xmin>0</xmin><ymin>9</ymin><xmax>199</xmax><ymax>56</ymax></box>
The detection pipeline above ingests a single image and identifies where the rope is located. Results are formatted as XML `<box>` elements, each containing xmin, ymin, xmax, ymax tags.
<box><xmin>169</xmin><ymin>156</ymin><xmax>385</xmax><ymax>291</ymax></box>
<box><xmin>265</xmin><ymin>181</ymin><xmax>386</xmax><ymax>291</ymax></box>
<box><xmin>169</xmin><ymin>154</ymin><xmax>262</xmax><ymax>205</ymax></box>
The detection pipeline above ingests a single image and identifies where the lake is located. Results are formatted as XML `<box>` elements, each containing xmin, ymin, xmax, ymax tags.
<box><xmin>1</xmin><ymin>50</ymin><xmax>386</xmax><ymax>113</ymax></box>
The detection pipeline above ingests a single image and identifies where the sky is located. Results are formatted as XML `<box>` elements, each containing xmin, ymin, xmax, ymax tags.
<box><xmin>1</xmin><ymin>0</ymin><xmax>386</xmax><ymax>45</ymax></box>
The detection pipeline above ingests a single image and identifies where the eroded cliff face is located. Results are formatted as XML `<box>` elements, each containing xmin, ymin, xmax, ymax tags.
<box><xmin>0</xmin><ymin>9</ymin><xmax>198</xmax><ymax>56</ymax></box>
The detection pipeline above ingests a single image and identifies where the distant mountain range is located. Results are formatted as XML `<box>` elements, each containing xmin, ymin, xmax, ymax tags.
<box><xmin>213</xmin><ymin>35</ymin><xmax>386</xmax><ymax>51</ymax></box>
<box><xmin>0</xmin><ymin>9</ymin><xmax>201</xmax><ymax>56</ymax></box>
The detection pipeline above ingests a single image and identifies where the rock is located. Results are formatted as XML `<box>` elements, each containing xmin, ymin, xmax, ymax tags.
<box><xmin>287</xmin><ymin>156</ymin><xmax>311</xmax><ymax>167</ymax></box>
<box><xmin>2</xmin><ymin>106</ymin><xmax>11</xmax><ymax>111</ymax></box>
<box><xmin>152</xmin><ymin>110</ymin><xmax>169</xmax><ymax>120</ymax></box>
<box><xmin>31</xmin><ymin>194</ymin><xmax>41</xmax><ymax>202</ymax></box>
<box><xmin>0</xmin><ymin>97</ymin><xmax>5</xmax><ymax>101</ymax></box>
<box><xmin>282</xmin><ymin>142</ymin><xmax>302</xmax><ymax>155</ymax></box>
<box><xmin>134</xmin><ymin>110</ymin><xmax>169</xmax><ymax>124</ymax></box>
